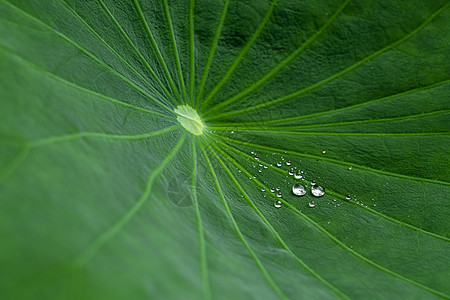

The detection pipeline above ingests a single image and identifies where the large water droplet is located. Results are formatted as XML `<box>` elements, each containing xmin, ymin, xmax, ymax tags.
<box><xmin>292</xmin><ymin>183</ymin><xmax>306</xmax><ymax>196</ymax></box>
<box><xmin>311</xmin><ymin>185</ymin><xmax>325</xmax><ymax>197</ymax></box>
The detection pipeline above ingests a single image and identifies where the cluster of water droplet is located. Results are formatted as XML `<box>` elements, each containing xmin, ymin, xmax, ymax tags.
<box><xmin>244</xmin><ymin>150</ymin><xmax>330</xmax><ymax>209</ymax></box>
<box><xmin>242</xmin><ymin>150</ymin><xmax>378</xmax><ymax>210</ymax></box>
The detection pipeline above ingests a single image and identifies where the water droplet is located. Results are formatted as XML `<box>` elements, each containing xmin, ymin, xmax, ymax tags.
<box><xmin>311</xmin><ymin>185</ymin><xmax>325</xmax><ymax>197</ymax></box>
<box><xmin>258</xmin><ymin>169</ymin><xmax>262</xmax><ymax>173</ymax></box>
<box><xmin>373</xmin><ymin>203</ymin><xmax>377</xmax><ymax>207</ymax></box>
<box><xmin>322</xmin><ymin>150</ymin><xmax>326</xmax><ymax>154</ymax></box>
<box><xmin>274</xmin><ymin>201</ymin><xmax>282</xmax><ymax>208</ymax></box>
<box><xmin>276</xmin><ymin>193</ymin><xmax>282</xmax><ymax>198</ymax></box>
<box><xmin>311</xmin><ymin>180</ymin><xmax>316</xmax><ymax>186</ymax></box>
<box><xmin>292</xmin><ymin>184</ymin><xmax>306</xmax><ymax>196</ymax></box>
<box><xmin>294</xmin><ymin>173</ymin><xmax>302</xmax><ymax>180</ymax></box>
<box><xmin>346</xmin><ymin>195</ymin><xmax>351</xmax><ymax>200</ymax></box>
<box><xmin>231</xmin><ymin>130</ymin><xmax>234</xmax><ymax>134</ymax></box>
<box><xmin>263</xmin><ymin>165</ymin><xmax>268</xmax><ymax>169</ymax></box>
<box><xmin>276</xmin><ymin>162</ymin><xmax>282</xmax><ymax>167</ymax></box>
<box><xmin>270</xmin><ymin>188</ymin><xmax>275</xmax><ymax>193</ymax></box>
<box><xmin>308</xmin><ymin>202</ymin><xmax>316</xmax><ymax>208</ymax></box>
<box><xmin>261</xmin><ymin>188</ymin><xmax>265</xmax><ymax>192</ymax></box>
<box><xmin>255</xmin><ymin>156</ymin><xmax>259</xmax><ymax>161</ymax></box>
<box><xmin>327</xmin><ymin>221</ymin><xmax>331</xmax><ymax>224</ymax></box>
<box><xmin>288</xmin><ymin>171</ymin><xmax>294</xmax><ymax>176</ymax></box>
<box><xmin>276</xmin><ymin>187</ymin><xmax>280</xmax><ymax>191</ymax></box>
<box><xmin>251</xmin><ymin>151</ymin><xmax>255</xmax><ymax>155</ymax></box>
<box><xmin>348</xmin><ymin>166</ymin><xmax>352</xmax><ymax>170</ymax></box>
<box><xmin>286</xmin><ymin>161</ymin><xmax>291</xmax><ymax>166</ymax></box>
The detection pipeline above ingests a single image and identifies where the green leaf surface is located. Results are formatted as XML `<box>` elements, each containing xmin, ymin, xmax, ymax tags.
<box><xmin>1</xmin><ymin>0</ymin><xmax>449</xmax><ymax>299</ymax></box>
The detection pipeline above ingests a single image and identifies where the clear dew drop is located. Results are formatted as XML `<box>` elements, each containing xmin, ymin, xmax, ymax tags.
<box><xmin>346</xmin><ymin>194</ymin><xmax>351</xmax><ymax>200</ymax></box>
<box><xmin>311</xmin><ymin>180</ymin><xmax>316</xmax><ymax>186</ymax></box>
<box><xmin>308</xmin><ymin>202</ymin><xmax>316</xmax><ymax>208</ymax></box>
<box><xmin>276</xmin><ymin>187</ymin><xmax>280</xmax><ymax>191</ymax></box>
<box><xmin>276</xmin><ymin>193</ymin><xmax>282</xmax><ymax>198</ymax></box>
<box><xmin>261</xmin><ymin>188</ymin><xmax>265</xmax><ymax>192</ymax></box>
<box><xmin>348</xmin><ymin>166</ymin><xmax>353</xmax><ymax>170</ymax></box>
<box><xmin>294</xmin><ymin>173</ymin><xmax>302</xmax><ymax>180</ymax></box>
<box><xmin>311</xmin><ymin>185</ymin><xmax>325</xmax><ymax>197</ymax></box>
<box><xmin>288</xmin><ymin>171</ymin><xmax>294</xmax><ymax>176</ymax></box>
<box><xmin>292</xmin><ymin>183</ymin><xmax>307</xmax><ymax>196</ymax></box>
<box><xmin>286</xmin><ymin>161</ymin><xmax>291</xmax><ymax>166</ymax></box>
<box><xmin>277</xmin><ymin>162</ymin><xmax>282</xmax><ymax>167</ymax></box>
<box><xmin>270</xmin><ymin>188</ymin><xmax>275</xmax><ymax>193</ymax></box>
<box><xmin>274</xmin><ymin>201</ymin><xmax>282</xmax><ymax>208</ymax></box>
<box><xmin>230</xmin><ymin>130</ymin><xmax>234</xmax><ymax>134</ymax></box>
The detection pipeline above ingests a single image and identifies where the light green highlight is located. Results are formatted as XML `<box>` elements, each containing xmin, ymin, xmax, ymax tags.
<box><xmin>174</xmin><ymin>105</ymin><xmax>204</xmax><ymax>135</ymax></box>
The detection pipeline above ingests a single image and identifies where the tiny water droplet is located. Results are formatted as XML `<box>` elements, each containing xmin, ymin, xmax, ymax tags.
<box><xmin>286</xmin><ymin>161</ymin><xmax>291</xmax><ymax>166</ymax></box>
<box><xmin>322</xmin><ymin>150</ymin><xmax>326</xmax><ymax>154</ymax></box>
<box><xmin>373</xmin><ymin>203</ymin><xmax>377</xmax><ymax>207</ymax></box>
<box><xmin>270</xmin><ymin>188</ymin><xmax>275</xmax><ymax>193</ymax></box>
<box><xmin>294</xmin><ymin>173</ymin><xmax>302</xmax><ymax>180</ymax></box>
<box><xmin>251</xmin><ymin>151</ymin><xmax>255</xmax><ymax>155</ymax></box>
<box><xmin>254</xmin><ymin>156</ymin><xmax>259</xmax><ymax>161</ymax></box>
<box><xmin>277</xmin><ymin>162</ymin><xmax>282</xmax><ymax>167</ymax></box>
<box><xmin>311</xmin><ymin>185</ymin><xmax>325</xmax><ymax>197</ymax></box>
<box><xmin>276</xmin><ymin>187</ymin><xmax>280</xmax><ymax>191</ymax></box>
<box><xmin>258</xmin><ymin>169</ymin><xmax>262</xmax><ymax>173</ymax></box>
<box><xmin>274</xmin><ymin>201</ymin><xmax>282</xmax><ymax>208</ymax></box>
<box><xmin>348</xmin><ymin>166</ymin><xmax>352</xmax><ymax>170</ymax></box>
<box><xmin>308</xmin><ymin>202</ymin><xmax>316</xmax><ymax>208</ymax></box>
<box><xmin>327</xmin><ymin>221</ymin><xmax>331</xmax><ymax>224</ymax></box>
<box><xmin>346</xmin><ymin>195</ymin><xmax>351</xmax><ymax>200</ymax></box>
<box><xmin>230</xmin><ymin>130</ymin><xmax>234</xmax><ymax>134</ymax></box>
<box><xmin>311</xmin><ymin>180</ymin><xmax>316</xmax><ymax>186</ymax></box>
<box><xmin>292</xmin><ymin>184</ymin><xmax>306</xmax><ymax>196</ymax></box>
<box><xmin>288</xmin><ymin>171</ymin><xmax>294</xmax><ymax>176</ymax></box>
<box><xmin>263</xmin><ymin>165</ymin><xmax>268</xmax><ymax>169</ymax></box>
<box><xmin>276</xmin><ymin>193</ymin><xmax>282</xmax><ymax>198</ymax></box>
<box><xmin>261</xmin><ymin>188</ymin><xmax>265</xmax><ymax>192</ymax></box>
